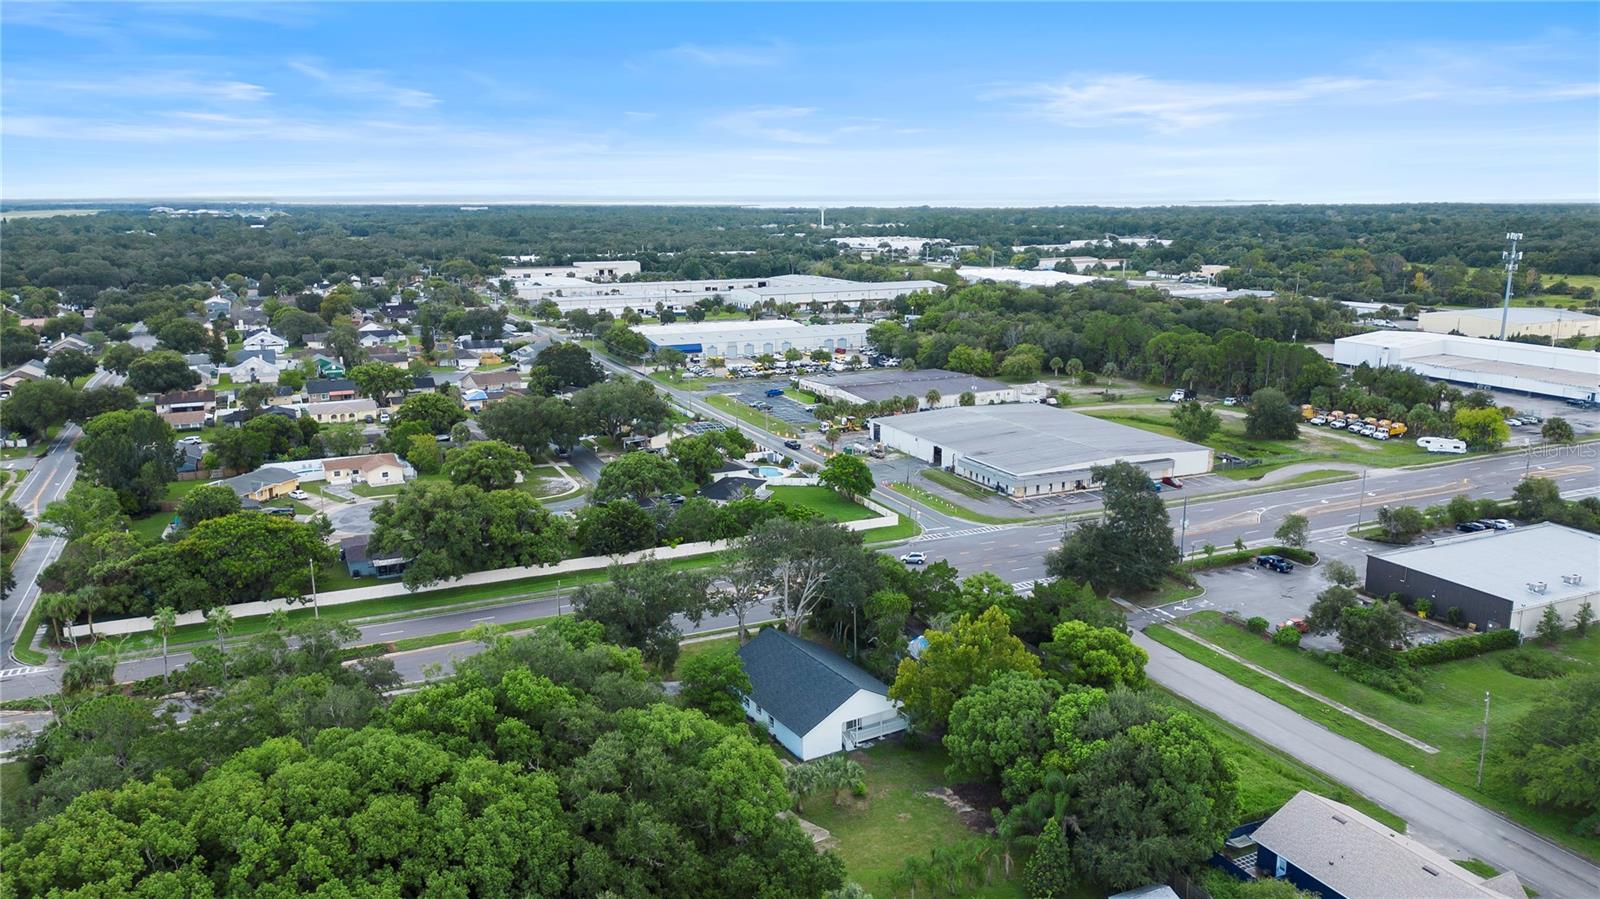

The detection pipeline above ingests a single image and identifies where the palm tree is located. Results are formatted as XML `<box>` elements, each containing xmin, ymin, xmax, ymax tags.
<box><xmin>61</xmin><ymin>651</ymin><xmax>115</xmax><ymax>696</ymax></box>
<box><xmin>37</xmin><ymin>591</ymin><xmax>77</xmax><ymax>647</ymax></box>
<box><xmin>1064</xmin><ymin>358</ymin><xmax>1083</xmax><ymax>381</ymax></box>
<box><xmin>924</xmin><ymin>389</ymin><xmax>941</xmax><ymax>408</ymax></box>
<box><xmin>825</xmin><ymin>429</ymin><xmax>842</xmax><ymax>453</ymax></box>
<box><xmin>152</xmin><ymin>606</ymin><xmax>177</xmax><ymax>684</ymax></box>
<box><xmin>1049</xmin><ymin>356</ymin><xmax>1063</xmax><ymax>377</ymax></box>
<box><xmin>901</xmin><ymin>395</ymin><xmax>919</xmax><ymax>414</ymax></box>
<box><xmin>76</xmin><ymin>588</ymin><xmax>103</xmax><ymax>640</ymax></box>
<box><xmin>266</xmin><ymin>607</ymin><xmax>290</xmax><ymax>633</ymax></box>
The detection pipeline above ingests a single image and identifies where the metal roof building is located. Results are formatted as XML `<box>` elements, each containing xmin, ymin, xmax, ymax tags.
<box><xmin>1365</xmin><ymin>523</ymin><xmax>1600</xmax><ymax>637</ymax></box>
<box><xmin>636</xmin><ymin>319</ymin><xmax>869</xmax><ymax>358</ymax></box>
<box><xmin>798</xmin><ymin>367</ymin><xmax>1016</xmax><ymax>409</ymax></box>
<box><xmin>870</xmin><ymin>404</ymin><xmax>1213</xmax><ymax>498</ymax></box>
<box><xmin>1418</xmin><ymin>307</ymin><xmax>1600</xmax><ymax>340</ymax></box>
<box><xmin>1332</xmin><ymin>331</ymin><xmax>1600</xmax><ymax>402</ymax></box>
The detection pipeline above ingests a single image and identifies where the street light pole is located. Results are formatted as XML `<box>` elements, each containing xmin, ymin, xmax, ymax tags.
<box><xmin>1354</xmin><ymin>469</ymin><xmax>1368</xmax><ymax>530</ymax></box>
<box><xmin>1476</xmin><ymin>691</ymin><xmax>1491</xmax><ymax>789</ymax></box>
<box><xmin>1178</xmin><ymin>496</ymin><xmax>1188</xmax><ymax>557</ymax></box>
<box><xmin>308</xmin><ymin>559</ymin><xmax>320</xmax><ymax>619</ymax></box>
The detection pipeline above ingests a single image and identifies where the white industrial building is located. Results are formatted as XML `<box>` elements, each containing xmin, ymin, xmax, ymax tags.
<box><xmin>1333</xmin><ymin>331</ymin><xmax>1600</xmax><ymax>403</ymax></box>
<box><xmin>503</xmin><ymin>261</ymin><xmax>641</xmax><ymax>282</ymax></box>
<box><xmin>799</xmin><ymin>368</ymin><xmax>1016</xmax><ymax>409</ymax></box>
<box><xmin>870</xmin><ymin>404</ymin><xmax>1213</xmax><ymax>498</ymax></box>
<box><xmin>724</xmin><ymin>274</ymin><xmax>943</xmax><ymax>309</ymax></box>
<box><xmin>1417</xmin><ymin>307</ymin><xmax>1600</xmax><ymax>340</ymax></box>
<box><xmin>637</xmin><ymin>319</ymin><xmax>870</xmax><ymax>358</ymax></box>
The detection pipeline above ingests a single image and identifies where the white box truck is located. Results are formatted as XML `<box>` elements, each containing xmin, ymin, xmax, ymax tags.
<box><xmin>1416</xmin><ymin>437</ymin><xmax>1468</xmax><ymax>454</ymax></box>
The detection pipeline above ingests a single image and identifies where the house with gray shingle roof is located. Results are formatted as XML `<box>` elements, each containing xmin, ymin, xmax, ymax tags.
<box><xmin>736</xmin><ymin>628</ymin><xmax>906</xmax><ymax>760</ymax></box>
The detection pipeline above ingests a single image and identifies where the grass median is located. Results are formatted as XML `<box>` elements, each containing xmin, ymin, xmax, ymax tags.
<box><xmin>887</xmin><ymin>482</ymin><xmax>1032</xmax><ymax>525</ymax></box>
<box><xmin>704</xmin><ymin>394</ymin><xmax>798</xmax><ymax>437</ymax></box>
<box><xmin>1153</xmin><ymin>610</ymin><xmax>1600</xmax><ymax>861</ymax></box>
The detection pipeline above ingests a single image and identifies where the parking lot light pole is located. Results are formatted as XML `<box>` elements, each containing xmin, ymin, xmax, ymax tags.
<box><xmin>1354</xmin><ymin>469</ymin><xmax>1369</xmax><ymax>530</ymax></box>
<box><xmin>1476</xmin><ymin>691</ymin><xmax>1491</xmax><ymax>789</ymax></box>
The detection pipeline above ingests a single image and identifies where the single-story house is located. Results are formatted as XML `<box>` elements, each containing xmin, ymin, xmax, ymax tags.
<box><xmin>0</xmin><ymin>361</ymin><xmax>48</xmax><ymax>392</ymax></box>
<box><xmin>457</xmin><ymin>337</ymin><xmax>505</xmax><ymax>353</ymax></box>
<box><xmin>240</xmin><ymin>329</ymin><xmax>289</xmax><ymax>352</ymax></box>
<box><xmin>306</xmin><ymin>378</ymin><xmax>358</xmax><ymax>402</ymax></box>
<box><xmin>303</xmin><ymin>398</ymin><xmax>379</xmax><ymax>424</ymax></box>
<box><xmin>464</xmin><ymin>369</ymin><xmax>522</xmax><ymax>394</ymax></box>
<box><xmin>224</xmin><ymin>354</ymin><xmax>280</xmax><ymax>384</ymax></box>
<box><xmin>736</xmin><ymin>628</ymin><xmax>908</xmax><ymax>760</ymax></box>
<box><xmin>177</xmin><ymin>442</ymin><xmax>207</xmax><ymax>474</ymax></box>
<box><xmin>340</xmin><ymin>535</ymin><xmax>406</xmax><ymax>579</ymax></box>
<box><xmin>433</xmin><ymin>346</ymin><xmax>462</xmax><ymax>369</ymax></box>
<box><xmin>203</xmin><ymin>296</ymin><xmax>232</xmax><ymax>319</ymax></box>
<box><xmin>47</xmin><ymin>335</ymin><xmax>93</xmax><ymax>356</ymax></box>
<box><xmin>212</xmin><ymin>466</ymin><xmax>300</xmax><ymax>502</ymax></box>
<box><xmin>155</xmin><ymin>389</ymin><xmax>217</xmax><ymax>415</ymax></box>
<box><xmin>322</xmin><ymin>453</ymin><xmax>406</xmax><ymax>487</ymax></box>
<box><xmin>460</xmin><ymin>388</ymin><xmax>489</xmax><ymax>412</ymax></box>
<box><xmin>311</xmin><ymin>355</ymin><xmax>345</xmax><ymax>377</ymax></box>
<box><xmin>359</xmin><ymin>328</ymin><xmax>405</xmax><ymax>348</ymax></box>
<box><xmin>129</xmin><ymin>334</ymin><xmax>161</xmax><ymax>352</ymax></box>
<box><xmin>1246</xmin><ymin>791</ymin><xmax>1523</xmax><ymax>899</ymax></box>
<box><xmin>159</xmin><ymin>410</ymin><xmax>207</xmax><ymax>432</ymax></box>
<box><xmin>698</xmin><ymin>476</ymin><xmax>767</xmax><ymax>503</ymax></box>
<box><xmin>367</xmin><ymin>348</ymin><xmax>410</xmax><ymax>367</ymax></box>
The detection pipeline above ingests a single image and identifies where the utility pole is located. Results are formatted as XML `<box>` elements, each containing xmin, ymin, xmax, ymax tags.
<box><xmin>308</xmin><ymin>559</ymin><xmax>320</xmax><ymax>619</ymax></box>
<box><xmin>1498</xmin><ymin>233</ymin><xmax>1523</xmax><ymax>341</ymax></box>
<box><xmin>1178</xmin><ymin>495</ymin><xmax>1189</xmax><ymax>557</ymax></box>
<box><xmin>1476</xmin><ymin>691</ymin><xmax>1491</xmax><ymax>789</ymax></box>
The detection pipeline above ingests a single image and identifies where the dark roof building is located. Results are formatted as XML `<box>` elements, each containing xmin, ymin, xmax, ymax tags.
<box><xmin>698</xmin><ymin>476</ymin><xmax>766</xmax><ymax>503</ymax></box>
<box><xmin>736</xmin><ymin>629</ymin><xmax>906</xmax><ymax>760</ymax></box>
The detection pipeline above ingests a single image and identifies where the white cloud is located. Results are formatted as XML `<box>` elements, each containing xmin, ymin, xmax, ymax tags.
<box><xmin>713</xmin><ymin>106</ymin><xmax>831</xmax><ymax>144</ymax></box>
<box><xmin>288</xmin><ymin>59</ymin><xmax>438</xmax><ymax>109</ymax></box>
<box><xmin>662</xmin><ymin>42</ymin><xmax>780</xmax><ymax>68</ymax></box>
<box><xmin>9</xmin><ymin>73</ymin><xmax>272</xmax><ymax>104</ymax></box>
<box><xmin>997</xmin><ymin>73</ymin><xmax>1376</xmax><ymax>131</ymax></box>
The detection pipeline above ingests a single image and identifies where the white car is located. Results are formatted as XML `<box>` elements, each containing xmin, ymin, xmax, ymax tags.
<box><xmin>1309</xmin><ymin>416</ymin><xmax>1327</xmax><ymax>426</ymax></box>
<box><xmin>178</xmin><ymin>435</ymin><xmax>203</xmax><ymax>445</ymax></box>
<box><xmin>289</xmin><ymin>489</ymin><xmax>310</xmax><ymax>500</ymax></box>
<box><xmin>1329</xmin><ymin>419</ymin><xmax>1347</xmax><ymax>429</ymax></box>
<box><xmin>1505</xmin><ymin>418</ymin><xmax>1522</xmax><ymax>427</ymax></box>
<box><xmin>899</xmin><ymin>552</ymin><xmax>927</xmax><ymax>565</ymax></box>
<box><xmin>1374</xmin><ymin>431</ymin><xmax>1390</xmax><ymax>441</ymax></box>
<box><xmin>1490</xmin><ymin>519</ymin><xmax>1516</xmax><ymax>530</ymax></box>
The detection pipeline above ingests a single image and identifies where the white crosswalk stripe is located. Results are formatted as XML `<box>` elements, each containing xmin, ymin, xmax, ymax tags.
<box><xmin>0</xmin><ymin>666</ymin><xmax>45</xmax><ymax>679</ymax></box>
<box><xmin>909</xmin><ymin>524</ymin><xmax>1017</xmax><ymax>544</ymax></box>
<box><xmin>1011</xmin><ymin>577</ymin><xmax>1056</xmax><ymax>595</ymax></box>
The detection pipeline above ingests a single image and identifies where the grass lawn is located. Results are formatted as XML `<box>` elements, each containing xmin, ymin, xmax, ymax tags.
<box><xmin>766</xmin><ymin>485</ymin><xmax>875</xmax><ymax>523</ymax></box>
<box><xmin>922</xmin><ymin>466</ymin><xmax>1002</xmax><ymax>501</ymax></box>
<box><xmin>1157</xmin><ymin>610</ymin><xmax>1600</xmax><ymax>860</ymax></box>
<box><xmin>888</xmin><ymin>482</ymin><xmax>1030</xmax><ymax>525</ymax></box>
<box><xmin>704</xmin><ymin>394</ymin><xmax>798</xmax><ymax>437</ymax></box>
<box><xmin>128</xmin><ymin>512</ymin><xmax>177</xmax><ymax>543</ymax></box>
<box><xmin>862</xmin><ymin>513</ymin><xmax>921</xmax><ymax>544</ymax></box>
<box><xmin>800</xmin><ymin>742</ymin><xmax>1025</xmax><ymax>899</ymax></box>
<box><xmin>1124</xmin><ymin>575</ymin><xmax>1204</xmax><ymax>607</ymax></box>
<box><xmin>1081</xmin><ymin>407</ymin><xmax>1447</xmax><ymax>476</ymax></box>
<box><xmin>1218</xmin><ymin>468</ymin><xmax>1359</xmax><ymax>487</ymax></box>
<box><xmin>2</xmin><ymin>523</ymin><xmax>34</xmax><ymax>567</ymax></box>
<box><xmin>669</xmin><ymin>633</ymin><xmax>739</xmax><ymax>678</ymax></box>
<box><xmin>784</xmin><ymin>387</ymin><xmax>819</xmax><ymax>404</ymax></box>
<box><xmin>648</xmin><ymin>370</ymin><xmax>721</xmax><ymax>392</ymax></box>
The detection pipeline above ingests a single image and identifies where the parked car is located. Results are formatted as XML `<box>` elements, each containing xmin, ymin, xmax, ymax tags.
<box><xmin>1329</xmin><ymin>419</ymin><xmax>1348</xmax><ymax>429</ymax></box>
<box><xmin>900</xmin><ymin>551</ymin><xmax>927</xmax><ymax>565</ymax></box>
<box><xmin>1505</xmin><ymin>419</ymin><xmax>1523</xmax><ymax>427</ymax></box>
<box><xmin>265</xmin><ymin>506</ymin><xmax>296</xmax><ymax>517</ymax></box>
<box><xmin>1281</xmin><ymin>617</ymin><xmax>1310</xmax><ymax>634</ymax></box>
<box><xmin>1488</xmin><ymin>519</ymin><xmax>1516</xmax><ymax>530</ymax></box>
<box><xmin>783</xmin><ymin>439</ymin><xmax>803</xmax><ymax>450</ymax></box>
<box><xmin>1256</xmin><ymin>554</ymin><xmax>1295</xmax><ymax>573</ymax></box>
<box><xmin>1456</xmin><ymin>521</ymin><xmax>1489</xmax><ymax>533</ymax></box>
<box><xmin>662</xmin><ymin>493</ymin><xmax>686</xmax><ymax>506</ymax></box>
<box><xmin>1222</xmin><ymin>396</ymin><xmax>1239</xmax><ymax>406</ymax></box>
<box><xmin>289</xmin><ymin>489</ymin><xmax>310</xmax><ymax>500</ymax></box>
<box><xmin>1309</xmin><ymin>416</ymin><xmax>1327</xmax><ymax>426</ymax></box>
<box><xmin>765</xmin><ymin>387</ymin><xmax>785</xmax><ymax>397</ymax></box>
<box><xmin>178</xmin><ymin>435</ymin><xmax>203</xmax><ymax>445</ymax></box>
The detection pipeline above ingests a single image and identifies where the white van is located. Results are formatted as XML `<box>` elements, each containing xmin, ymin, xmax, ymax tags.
<box><xmin>1416</xmin><ymin>436</ymin><xmax>1468</xmax><ymax>454</ymax></box>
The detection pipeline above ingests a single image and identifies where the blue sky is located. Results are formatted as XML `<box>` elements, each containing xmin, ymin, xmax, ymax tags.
<box><xmin>2</xmin><ymin>2</ymin><xmax>1596</xmax><ymax>204</ymax></box>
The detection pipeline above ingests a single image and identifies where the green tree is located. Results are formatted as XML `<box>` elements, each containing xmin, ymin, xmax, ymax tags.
<box><xmin>1540</xmin><ymin>416</ymin><xmax>1575</xmax><ymax>444</ymax></box>
<box><xmin>45</xmin><ymin>349</ymin><xmax>97</xmax><ymax>382</ymax></box>
<box><xmin>1501</xmin><ymin>673</ymin><xmax>1600</xmax><ymax>820</ymax></box>
<box><xmin>77</xmin><ymin>409</ymin><xmax>177</xmax><ymax>514</ymax></box>
<box><xmin>572</xmin><ymin>378</ymin><xmax>670</xmax><ymax>440</ymax></box>
<box><xmin>478</xmin><ymin>394</ymin><xmax>578</xmax><ymax>459</ymax></box>
<box><xmin>1171</xmin><ymin>400</ymin><xmax>1220</xmax><ymax>443</ymax></box>
<box><xmin>677</xmin><ymin>650</ymin><xmax>751</xmax><ymax>726</ymax></box>
<box><xmin>1335</xmin><ymin>599</ymin><xmax>1413</xmax><ymax>661</ymax></box>
<box><xmin>0</xmin><ymin>378</ymin><xmax>79</xmax><ymax>439</ymax></box>
<box><xmin>741</xmin><ymin>517</ymin><xmax>874</xmax><ymax>636</ymax></box>
<box><xmin>889</xmin><ymin>606</ymin><xmax>1041</xmax><ymax>729</ymax></box>
<box><xmin>600</xmin><ymin>321</ymin><xmax>649</xmax><ymax>359</ymax></box>
<box><xmin>1574</xmin><ymin>600</ymin><xmax>1594</xmax><ymax>637</ymax></box>
<box><xmin>531</xmin><ymin>342</ymin><xmax>603</xmax><ymax>389</ymax></box>
<box><xmin>99</xmin><ymin>342</ymin><xmax>142</xmax><ymax>375</ymax></box>
<box><xmin>174</xmin><ymin>483</ymin><xmax>242</xmax><ymax>529</ymax></box>
<box><xmin>1273</xmin><ymin>513</ymin><xmax>1309</xmax><ymax>548</ymax></box>
<box><xmin>944</xmin><ymin>671</ymin><xmax>1059</xmax><ymax>805</ymax></box>
<box><xmin>348</xmin><ymin>361</ymin><xmax>411</xmax><ymax>404</ymax></box>
<box><xmin>444</xmin><ymin>440</ymin><xmax>532</xmax><ymax>491</ymax></box>
<box><xmin>1375</xmin><ymin>504</ymin><xmax>1427</xmax><ymax>544</ymax></box>
<box><xmin>369</xmin><ymin>482</ymin><xmax>571</xmax><ymax>589</ymax></box>
<box><xmin>1306</xmin><ymin>585</ymin><xmax>1360</xmax><ymax>635</ymax></box>
<box><xmin>391</xmin><ymin>392</ymin><xmax>467</xmax><ymax>434</ymax></box>
<box><xmin>575</xmin><ymin>499</ymin><xmax>659</xmax><ymax>555</ymax></box>
<box><xmin>819</xmin><ymin>452</ymin><xmax>873</xmax><ymax>498</ymax></box>
<box><xmin>405</xmin><ymin>433</ymin><xmax>443</xmax><ymax>474</ymax></box>
<box><xmin>667</xmin><ymin>433</ymin><xmax>728</xmax><ymax>485</ymax></box>
<box><xmin>126</xmin><ymin>349</ymin><xmax>200</xmax><ymax>395</ymax></box>
<box><xmin>654</xmin><ymin>347</ymin><xmax>687</xmax><ymax>373</ymax></box>
<box><xmin>1536</xmin><ymin>605</ymin><xmax>1565</xmax><ymax>645</ymax></box>
<box><xmin>998</xmin><ymin>351</ymin><xmax>1041</xmax><ymax>381</ymax></box>
<box><xmin>946</xmin><ymin>344</ymin><xmax>995</xmax><ymax>376</ymax></box>
<box><xmin>1511</xmin><ymin>476</ymin><xmax>1563</xmax><ymax>521</ymax></box>
<box><xmin>572</xmin><ymin>559</ymin><xmax>710</xmax><ymax>670</ymax></box>
<box><xmin>1321</xmin><ymin>558</ymin><xmax>1359</xmax><ymax>588</ymax></box>
<box><xmin>1245</xmin><ymin>387</ymin><xmax>1299</xmax><ymax>440</ymax></box>
<box><xmin>317</xmin><ymin>422</ymin><xmax>365</xmax><ymax>457</ymax></box>
<box><xmin>40</xmin><ymin>482</ymin><xmax>127</xmax><ymax>542</ymax></box>
<box><xmin>1454</xmin><ymin>407</ymin><xmax>1509</xmax><ymax>450</ymax></box>
<box><xmin>595</xmin><ymin>451</ymin><xmax>687</xmax><ymax>503</ymax></box>
<box><xmin>1040</xmin><ymin>620</ymin><xmax>1147</xmax><ymax>689</ymax></box>
<box><xmin>1046</xmin><ymin>461</ymin><xmax>1178</xmax><ymax>596</ymax></box>
<box><xmin>1025</xmin><ymin>821</ymin><xmax>1075</xmax><ymax>899</ymax></box>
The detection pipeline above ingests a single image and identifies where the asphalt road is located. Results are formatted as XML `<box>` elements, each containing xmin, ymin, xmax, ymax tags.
<box><xmin>2</xmin><ymin>369</ymin><xmax>121</xmax><ymax>669</ymax></box>
<box><xmin>1138</xmin><ymin>631</ymin><xmax>1600</xmax><ymax>899</ymax></box>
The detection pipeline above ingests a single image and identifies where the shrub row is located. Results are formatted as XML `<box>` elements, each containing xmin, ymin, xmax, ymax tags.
<box><xmin>1179</xmin><ymin>545</ymin><xmax>1317</xmax><ymax>573</ymax></box>
<box><xmin>1317</xmin><ymin>652</ymin><xmax>1425</xmax><ymax>702</ymax></box>
<box><xmin>1398</xmin><ymin>628</ymin><xmax>1520</xmax><ymax>666</ymax></box>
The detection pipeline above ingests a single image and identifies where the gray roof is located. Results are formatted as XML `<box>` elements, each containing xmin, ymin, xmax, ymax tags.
<box><xmin>737</xmin><ymin>629</ymin><xmax>889</xmax><ymax>736</ymax></box>
<box><xmin>876</xmin><ymin>404</ymin><xmax>1208</xmax><ymax>478</ymax></box>
<box><xmin>699</xmin><ymin>476</ymin><xmax>765</xmax><ymax>502</ymax></box>
<box><xmin>1372</xmin><ymin>522</ymin><xmax>1600</xmax><ymax>610</ymax></box>
<box><xmin>212</xmin><ymin>466</ymin><xmax>298</xmax><ymax>495</ymax></box>
<box><xmin>802</xmin><ymin>368</ymin><xmax>1009</xmax><ymax>403</ymax></box>
<box><xmin>1252</xmin><ymin>792</ymin><xmax>1521</xmax><ymax>898</ymax></box>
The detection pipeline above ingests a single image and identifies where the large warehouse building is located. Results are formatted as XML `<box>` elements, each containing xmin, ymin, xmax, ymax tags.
<box><xmin>1365</xmin><ymin>524</ymin><xmax>1600</xmax><ymax>638</ymax></box>
<box><xmin>723</xmin><ymin>274</ymin><xmax>943</xmax><ymax>309</ymax></box>
<box><xmin>870</xmin><ymin>405</ymin><xmax>1213</xmax><ymax>497</ymax></box>
<box><xmin>1332</xmin><ymin>331</ymin><xmax>1600</xmax><ymax>403</ymax></box>
<box><xmin>519</xmin><ymin>273</ymin><xmax>941</xmax><ymax>314</ymax></box>
<box><xmin>799</xmin><ymin>368</ymin><xmax>1016</xmax><ymax>410</ymax></box>
<box><xmin>1417</xmin><ymin>307</ymin><xmax>1600</xmax><ymax>340</ymax></box>
<box><xmin>636</xmin><ymin>320</ymin><xmax>870</xmax><ymax>358</ymax></box>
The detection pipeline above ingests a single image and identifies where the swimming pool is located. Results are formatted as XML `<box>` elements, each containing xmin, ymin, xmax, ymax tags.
<box><xmin>755</xmin><ymin>466</ymin><xmax>788</xmax><ymax>478</ymax></box>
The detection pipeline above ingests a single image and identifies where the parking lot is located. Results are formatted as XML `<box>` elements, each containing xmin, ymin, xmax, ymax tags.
<box><xmin>720</xmin><ymin>385</ymin><xmax>817</xmax><ymax>428</ymax></box>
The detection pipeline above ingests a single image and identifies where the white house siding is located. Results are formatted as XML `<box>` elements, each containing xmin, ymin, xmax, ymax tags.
<box><xmin>799</xmin><ymin>689</ymin><xmax>907</xmax><ymax>760</ymax></box>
